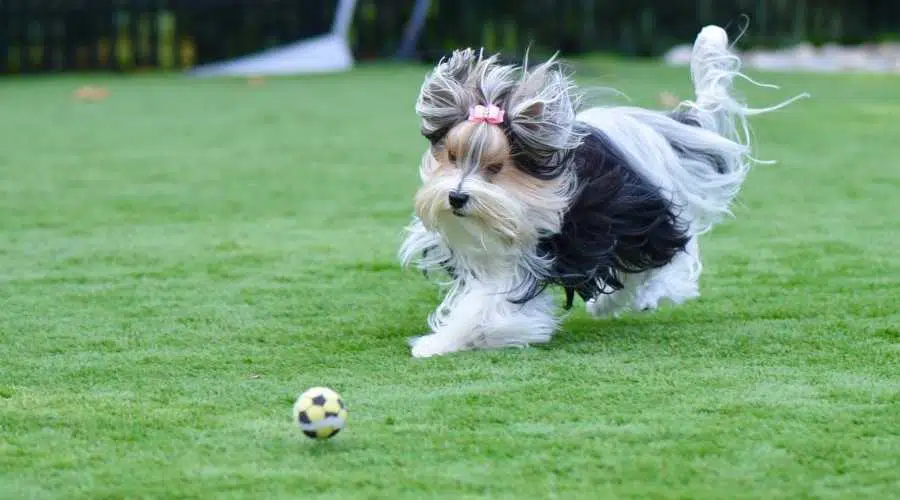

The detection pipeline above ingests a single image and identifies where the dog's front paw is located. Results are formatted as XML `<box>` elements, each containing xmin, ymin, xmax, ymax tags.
<box><xmin>409</xmin><ymin>333</ymin><xmax>463</xmax><ymax>358</ymax></box>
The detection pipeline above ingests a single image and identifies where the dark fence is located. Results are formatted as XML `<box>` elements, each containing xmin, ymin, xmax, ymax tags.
<box><xmin>2</xmin><ymin>0</ymin><xmax>899</xmax><ymax>74</ymax></box>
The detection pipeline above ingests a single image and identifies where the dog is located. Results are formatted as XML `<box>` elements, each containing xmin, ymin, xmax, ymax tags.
<box><xmin>398</xmin><ymin>25</ymin><xmax>807</xmax><ymax>358</ymax></box>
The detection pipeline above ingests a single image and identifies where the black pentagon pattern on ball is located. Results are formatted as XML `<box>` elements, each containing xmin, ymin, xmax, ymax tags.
<box><xmin>338</xmin><ymin>398</ymin><xmax>346</xmax><ymax>409</ymax></box>
<box><xmin>311</xmin><ymin>394</ymin><xmax>327</xmax><ymax>406</ymax></box>
<box><xmin>302</xmin><ymin>428</ymin><xmax>340</xmax><ymax>440</ymax></box>
<box><xmin>298</xmin><ymin>411</ymin><xmax>311</xmax><ymax>424</ymax></box>
<box><xmin>325</xmin><ymin>411</ymin><xmax>338</xmax><ymax>418</ymax></box>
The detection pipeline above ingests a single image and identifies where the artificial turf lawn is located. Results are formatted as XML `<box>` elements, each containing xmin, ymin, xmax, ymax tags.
<box><xmin>1</xmin><ymin>59</ymin><xmax>898</xmax><ymax>499</ymax></box>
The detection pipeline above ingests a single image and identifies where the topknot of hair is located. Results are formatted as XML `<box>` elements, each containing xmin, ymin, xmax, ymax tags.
<box><xmin>415</xmin><ymin>49</ymin><xmax>589</xmax><ymax>176</ymax></box>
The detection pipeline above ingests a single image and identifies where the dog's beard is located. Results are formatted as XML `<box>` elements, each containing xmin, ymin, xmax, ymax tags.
<box><xmin>413</xmin><ymin>157</ymin><xmax>573</xmax><ymax>256</ymax></box>
<box><xmin>415</xmin><ymin>175</ymin><xmax>524</xmax><ymax>251</ymax></box>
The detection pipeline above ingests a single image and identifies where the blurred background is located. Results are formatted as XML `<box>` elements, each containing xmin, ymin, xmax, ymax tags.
<box><xmin>1</xmin><ymin>0</ymin><xmax>898</xmax><ymax>76</ymax></box>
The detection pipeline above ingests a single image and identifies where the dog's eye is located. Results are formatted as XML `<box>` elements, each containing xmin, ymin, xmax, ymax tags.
<box><xmin>447</xmin><ymin>151</ymin><xmax>457</xmax><ymax>163</ymax></box>
<box><xmin>485</xmin><ymin>163</ymin><xmax>503</xmax><ymax>175</ymax></box>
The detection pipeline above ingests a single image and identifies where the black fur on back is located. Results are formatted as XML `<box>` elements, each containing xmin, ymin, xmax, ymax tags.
<box><xmin>509</xmin><ymin>124</ymin><xmax>692</xmax><ymax>307</ymax></box>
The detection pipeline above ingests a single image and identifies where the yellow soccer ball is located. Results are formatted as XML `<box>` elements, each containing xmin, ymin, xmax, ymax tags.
<box><xmin>293</xmin><ymin>387</ymin><xmax>348</xmax><ymax>439</ymax></box>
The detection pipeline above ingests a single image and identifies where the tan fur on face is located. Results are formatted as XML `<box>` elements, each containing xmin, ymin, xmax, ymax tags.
<box><xmin>443</xmin><ymin>122</ymin><xmax>509</xmax><ymax>175</ymax></box>
<box><xmin>444</xmin><ymin>122</ymin><xmax>570</xmax><ymax>214</ymax></box>
<box><xmin>415</xmin><ymin>122</ymin><xmax>574</xmax><ymax>250</ymax></box>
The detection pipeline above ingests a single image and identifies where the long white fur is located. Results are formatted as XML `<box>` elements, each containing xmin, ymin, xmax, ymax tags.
<box><xmin>400</xmin><ymin>25</ymin><xmax>808</xmax><ymax>357</ymax></box>
<box><xmin>400</xmin><ymin>217</ymin><xmax>560</xmax><ymax>357</ymax></box>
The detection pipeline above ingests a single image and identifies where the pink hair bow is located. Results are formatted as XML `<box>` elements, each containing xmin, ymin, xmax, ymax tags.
<box><xmin>468</xmin><ymin>104</ymin><xmax>505</xmax><ymax>125</ymax></box>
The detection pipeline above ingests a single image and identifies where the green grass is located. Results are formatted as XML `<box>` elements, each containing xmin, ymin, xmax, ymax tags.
<box><xmin>1</xmin><ymin>59</ymin><xmax>898</xmax><ymax>499</ymax></box>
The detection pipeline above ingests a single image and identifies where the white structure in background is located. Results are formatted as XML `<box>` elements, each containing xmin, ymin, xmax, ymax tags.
<box><xmin>188</xmin><ymin>0</ymin><xmax>359</xmax><ymax>77</ymax></box>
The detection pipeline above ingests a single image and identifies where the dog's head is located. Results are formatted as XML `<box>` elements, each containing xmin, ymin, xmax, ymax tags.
<box><xmin>412</xmin><ymin>49</ymin><xmax>587</xmax><ymax>251</ymax></box>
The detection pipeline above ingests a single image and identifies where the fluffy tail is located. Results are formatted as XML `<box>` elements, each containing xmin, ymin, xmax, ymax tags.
<box><xmin>676</xmin><ymin>25</ymin><xmax>808</xmax><ymax>232</ymax></box>
<box><xmin>682</xmin><ymin>25</ymin><xmax>808</xmax><ymax>157</ymax></box>
<box><xmin>577</xmin><ymin>24</ymin><xmax>808</xmax><ymax>235</ymax></box>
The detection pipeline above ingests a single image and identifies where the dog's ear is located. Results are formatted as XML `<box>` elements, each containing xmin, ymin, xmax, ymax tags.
<box><xmin>507</xmin><ymin>57</ymin><xmax>585</xmax><ymax>172</ymax></box>
<box><xmin>415</xmin><ymin>49</ymin><xmax>481</xmax><ymax>144</ymax></box>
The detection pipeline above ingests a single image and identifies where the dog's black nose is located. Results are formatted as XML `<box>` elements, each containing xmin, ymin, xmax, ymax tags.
<box><xmin>448</xmin><ymin>190</ymin><xmax>470</xmax><ymax>210</ymax></box>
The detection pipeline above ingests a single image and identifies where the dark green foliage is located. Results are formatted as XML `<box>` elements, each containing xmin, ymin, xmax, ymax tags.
<box><xmin>2</xmin><ymin>0</ymin><xmax>899</xmax><ymax>73</ymax></box>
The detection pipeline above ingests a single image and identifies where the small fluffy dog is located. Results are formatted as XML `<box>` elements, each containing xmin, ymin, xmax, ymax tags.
<box><xmin>398</xmin><ymin>25</ymin><xmax>806</xmax><ymax>357</ymax></box>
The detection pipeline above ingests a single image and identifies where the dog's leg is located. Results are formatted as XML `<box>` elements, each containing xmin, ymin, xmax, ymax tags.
<box><xmin>585</xmin><ymin>274</ymin><xmax>644</xmax><ymax>318</ymax></box>
<box><xmin>586</xmin><ymin>237</ymin><xmax>702</xmax><ymax>316</ymax></box>
<box><xmin>410</xmin><ymin>280</ymin><xmax>559</xmax><ymax>358</ymax></box>
<box><xmin>632</xmin><ymin>237</ymin><xmax>702</xmax><ymax>311</ymax></box>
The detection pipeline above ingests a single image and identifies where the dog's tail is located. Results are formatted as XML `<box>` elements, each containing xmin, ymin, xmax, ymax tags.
<box><xmin>682</xmin><ymin>25</ymin><xmax>807</xmax><ymax>151</ymax></box>
<box><xmin>665</xmin><ymin>24</ymin><xmax>808</xmax><ymax>233</ymax></box>
<box><xmin>578</xmin><ymin>25</ymin><xmax>807</xmax><ymax>235</ymax></box>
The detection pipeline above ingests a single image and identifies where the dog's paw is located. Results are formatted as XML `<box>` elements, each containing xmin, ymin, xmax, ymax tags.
<box><xmin>633</xmin><ymin>296</ymin><xmax>660</xmax><ymax>312</ymax></box>
<box><xmin>586</xmin><ymin>295</ymin><xmax>625</xmax><ymax>318</ymax></box>
<box><xmin>633</xmin><ymin>278</ymin><xmax>699</xmax><ymax>312</ymax></box>
<box><xmin>409</xmin><ymin>333</ymin><xmax>462</xmax><ymax>358</ymax></box>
